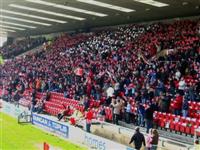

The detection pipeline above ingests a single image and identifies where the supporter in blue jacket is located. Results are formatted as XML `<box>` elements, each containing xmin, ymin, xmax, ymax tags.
<box><xmin>137</xmin><ymin>103</ymin><xmax>145</xmax><ymax>127</ymax></box>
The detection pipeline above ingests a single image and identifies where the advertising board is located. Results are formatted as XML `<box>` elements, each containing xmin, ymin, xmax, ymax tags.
<box><xmin>32</xmin><ymin>114</ymin><xmax>69</xmax><ymax>138</ymax></box>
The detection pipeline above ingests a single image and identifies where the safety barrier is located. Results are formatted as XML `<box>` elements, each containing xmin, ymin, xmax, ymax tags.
<box><xmin>31</xmin><ymin>113</ymin><xmax>135</xmax><ymax>150</ymax></box>
<box><xmin>100</xmin><ymin>121</ymin><xmax>194</xmax><ymax>150</ymax></box>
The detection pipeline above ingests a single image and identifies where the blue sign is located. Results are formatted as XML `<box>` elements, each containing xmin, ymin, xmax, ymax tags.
<box><xmin>32</xmin><ymin>114</ymin><xmax>69</xmax><ymax>138</ymax></box>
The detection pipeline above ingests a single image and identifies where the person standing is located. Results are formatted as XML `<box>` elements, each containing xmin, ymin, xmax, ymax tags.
<box><xmin>111</xmin><ymin>99</ymin><xmax>121</xmax><ymax>125</ymax></box>
<box><xmin>145</xmin><ymin>105</ymin><xmax>154</xmax><ymax>133</ymax></box>
<box><xmin>31</xmin><ymin>89</ymin><xmax>37</xmax><ymax>112</ymax></box>
<box><xmin>146</xmin><ymin>129</ymin><xmax>153</xmax><ymax>150</ymax></box>
<box><xmin>182</xmin><ymin>95</ymin><xmax>189</xmax><ymax>117</ymax></box>
<box><xmin>137</xmin><ymin>103</ymin><xmax>145</xmax><ymax>127</ymax></box>
<box><xmin>125</xmin><ymin>100</ymin><xmax>131</xmax><ymax>124</ymax></box>
<box><xmin>98</xmin><ymin>105</ymin><xmax>106</xmax><ymax>122</ymax></box>
<box><xmin>35</xmin><ymin>100</ymin><xmax>44</xmax><ymax>114</ymax></box>
<box><xmin>129</xmin><ymin>127</ymin><xmax>146</xmax><ymax>150</ymax></box>
<box><xmin>151</xmin><ymin>129</ymin><xmax>159</xmax><ymax>150</ymax></box>
<box><xmin>13</xmin><ymin>90</ymin><xmax>20</xmax><ymax>107</ymax></box>
<box><xmin>7</xmin><ymin>84</ymin><xmax>12</xmax><ymax>102</ymax></box>
<box><xmin>173</xmin><ymin>93</ymin><xmax>183</xmax><ymax>115</ymax></box>
<box><xmin>161</xmin><ymin>92</ymin><xmax>171</xmax><ymax>113</ymax></box>
<box><xmin>85</xmin><ymin>109</ymin><xmax>93</xmax><ymax>133</ymax></box>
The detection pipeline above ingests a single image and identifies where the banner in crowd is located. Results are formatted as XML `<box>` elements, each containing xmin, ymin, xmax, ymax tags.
<box><xmin>32</xmin><ymin>114</ymin><xmax>69</xmax><ymax>138</ymax></box>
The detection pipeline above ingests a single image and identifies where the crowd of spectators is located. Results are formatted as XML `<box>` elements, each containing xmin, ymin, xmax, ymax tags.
<box><xmin>0</xmin><ymin>19</ymin><xmax>200</xmax><ymax>133</ymax></box>
<box><xmin>0</xmin><ymin>37</ymin><xmax>46</xmax><ymax>58</ymax></box>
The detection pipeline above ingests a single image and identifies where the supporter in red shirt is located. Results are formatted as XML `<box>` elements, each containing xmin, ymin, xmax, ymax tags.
<box><xmin>173</xmin><ymin>93</ymin><xmax>183</xmax><ymax>115</ymax></box>
<box><xmin>85</xmin><ymin>109</ymin><xmax>93</xmax><ymax>133</ymax></box>
<box><xmin>69</xmin><ymin>117</ymin><xmax>76</xmax><ymax>125</ymax></box>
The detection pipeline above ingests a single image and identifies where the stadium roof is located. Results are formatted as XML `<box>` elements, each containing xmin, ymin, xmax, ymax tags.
<box><xmin>0</xmin><ymin>0</ymin><xmax>199</xmax><ymax>37</ymax></box>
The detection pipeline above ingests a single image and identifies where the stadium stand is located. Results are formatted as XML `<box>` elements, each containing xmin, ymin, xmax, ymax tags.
<box><xmin>0</xmin><ymin>18</ymin><xmax>200</xmax><ymax>140</ymax></box>
<box><xmin>0</xmin><ymin>37</ymin><xmax>46</xmax><ymax>59</ymax></box>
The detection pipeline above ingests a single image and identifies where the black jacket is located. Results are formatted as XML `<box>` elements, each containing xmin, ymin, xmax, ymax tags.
<box><xmin>129</xmin><ymin>132</ymin><xmax>146</xmax><ymax>149</ymax></box>
<box><xmin>145</xmin><ymin>107</ymin><xmax>154</xmax><ymax>120</ymax></box>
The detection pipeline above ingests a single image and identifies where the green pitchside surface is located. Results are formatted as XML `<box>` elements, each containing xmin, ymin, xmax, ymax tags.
<box><xmin>0</xmin><ymin>112</ymin><xmax>87</xmax><ymax>150</ymax></box>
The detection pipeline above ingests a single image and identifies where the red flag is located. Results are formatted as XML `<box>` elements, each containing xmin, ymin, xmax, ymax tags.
<box><xmin>43</xmin><ymin>142</ymin><xmax>49</xmax><ymax>150</ymax></box>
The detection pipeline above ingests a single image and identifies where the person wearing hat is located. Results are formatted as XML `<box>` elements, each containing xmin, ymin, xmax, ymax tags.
<box><xmin>129</xmin><ymin>127</ymin><xmax>146</xmax><ymax>150</ymax></box>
